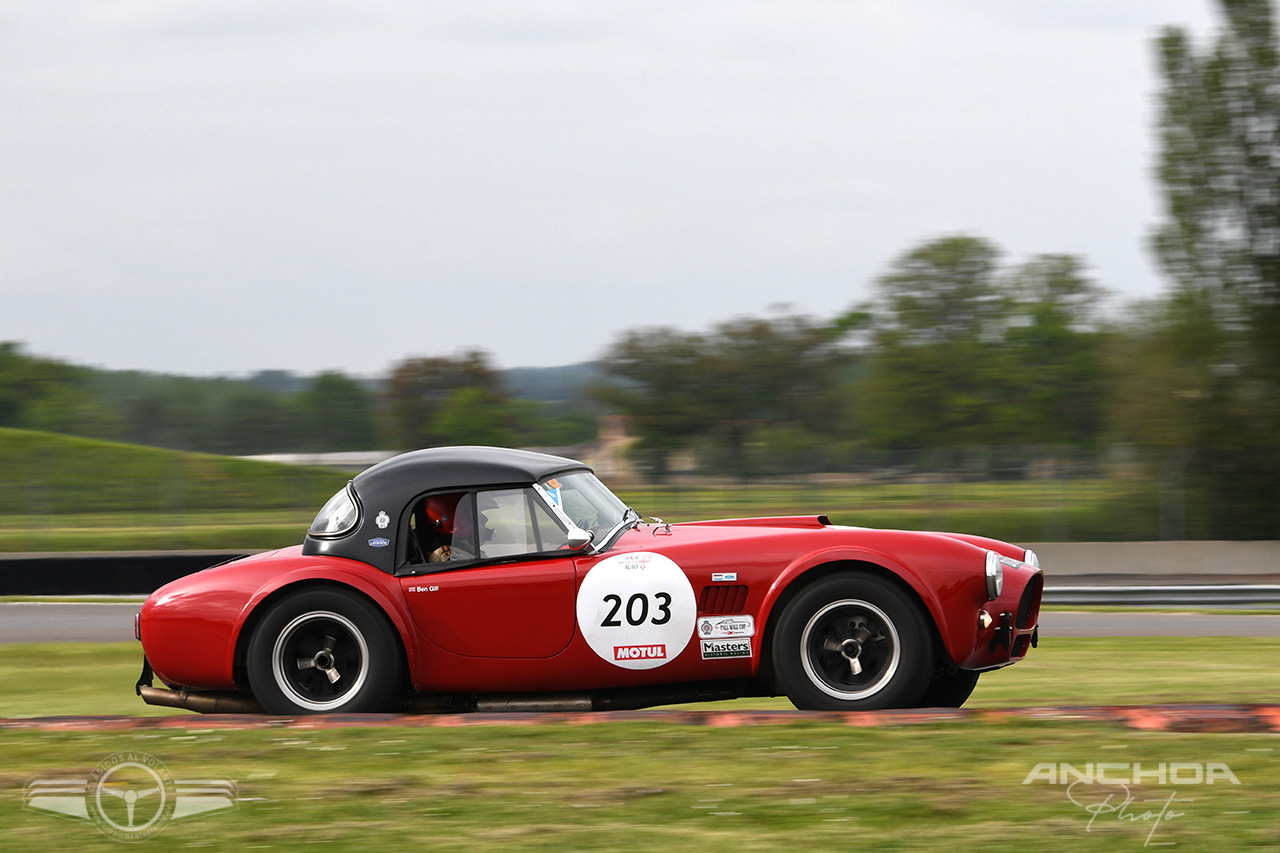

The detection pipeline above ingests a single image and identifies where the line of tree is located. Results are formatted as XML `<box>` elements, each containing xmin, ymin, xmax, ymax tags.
<box><xmin>596</xmin><ymin>238</ymin><xmax>1108</xmax><ymax>479</ymax></box>
<box><xmin>0</xmin><ymin>344</ymin><xmax>597</xmax><ymax>455</ymax></box>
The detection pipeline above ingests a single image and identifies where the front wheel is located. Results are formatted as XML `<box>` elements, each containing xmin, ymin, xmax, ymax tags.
<box><xmin>247</xmin><ymin>588</ymin><xmax>403</xmax><ymax>715</ymax></box>
<box><xmin>772</xmin><ymin>573</ymin><xmax>934</xmax><ymax>711</ymax></box>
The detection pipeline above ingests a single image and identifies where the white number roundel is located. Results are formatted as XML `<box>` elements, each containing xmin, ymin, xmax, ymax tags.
<box><xmin>576</xmin><ymin>552</ymin><xmax>697</xmax><ymax>670</ymax></box>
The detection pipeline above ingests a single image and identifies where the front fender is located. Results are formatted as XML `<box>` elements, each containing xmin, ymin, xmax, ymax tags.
<box><xmin>758</xmin><ymin>545</ymin><xmax>977</xmax><ymax>668</ymax></box>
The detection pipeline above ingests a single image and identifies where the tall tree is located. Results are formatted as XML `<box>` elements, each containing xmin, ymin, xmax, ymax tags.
<box><xmin>857</xmin><ymin>238</ymin><xmax>1107</xmax><ymax>453</ymax></box>
<box><xmin>0</xmin><ymin>342</ymin><xmax>119</xmax><ymax>438</ymax></box>
<box><xmin>874</xmin><ymin>236</ymin><xmax>1006</xmax><ymax>345</ymax></box>
<box><xmin>1153</xmin><ymin>0</ymin><xmax>1280</xmax><ymax>536</ymax></box>
<box><xmin>598</xmin><ymin>314</ymin><xmax>849</xmax><ymax>478</ymax></box>
<box><xmin>1003</xmin><ymin>255</ymin><xmax>1106</xmax><ymax>447</ymax></box>
<box><xmin>859</xmin><ymin>236</ymin><xmax>1010</xmax><ymax>450</ymax></box>
<box><xmin>384</xmin><ymin>351</ymin><xmax>505</xmax><ymax>449</ymax></box>
<box><xmin>298</xmin><ymin>372</ymin><xmax>378</xmax><ymax>451</ymax></box>
<box><xmin>596</xmin><ymin>327</ymin><xmax>725</xmax><ymax>478</ymax></box>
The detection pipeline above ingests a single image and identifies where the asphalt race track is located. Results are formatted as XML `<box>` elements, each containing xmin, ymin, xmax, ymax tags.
<box><xmin>2</xmin><ymin>602</ymin><xmax>1280</xmax><ymax>643</ymax></box>
<box><xmin>1038</xmin><ymin>610</ymin><xmax>1280</xmax><ymax>637</ymax></box>
<box><xmin>2</xmin><ymin>602</ymin><xmax>144</xmax><ymax>643</ymax></box>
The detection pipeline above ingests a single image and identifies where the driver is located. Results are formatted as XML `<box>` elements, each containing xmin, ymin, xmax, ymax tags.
<box><xmin>421</xmin><ymin>493</ymin><xmax>476</xmax><ymax>562</ymax></box>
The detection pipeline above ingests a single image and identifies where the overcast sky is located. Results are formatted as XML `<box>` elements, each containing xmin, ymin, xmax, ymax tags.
<box><xmin>1</xmin><ymin>0</ymin><xmax>1220</xmax><ymax>376</ymax></box>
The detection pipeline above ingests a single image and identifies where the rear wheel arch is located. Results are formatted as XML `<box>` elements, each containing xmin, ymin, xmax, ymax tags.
<box><xmin>233</xmin><ymin>579</ymin><xmax>409</xmax><ymax>692</ymax></box>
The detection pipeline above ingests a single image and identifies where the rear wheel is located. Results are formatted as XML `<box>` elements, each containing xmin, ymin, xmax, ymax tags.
<box><xmin>247</xmin><ymin>588</ymin><xmax>402</xmax><ymax>715</ymax></box>
<box><xmin>772</xmin><ymin>573</ymin><xmax>933</xmax><ymax>711</ymax></box>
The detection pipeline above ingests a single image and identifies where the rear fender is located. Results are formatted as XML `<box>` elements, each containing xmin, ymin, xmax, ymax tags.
<box><xmin>230</xmin><ymin>566</ymin><xmax>419</xmax><ymax>689</ymax></box>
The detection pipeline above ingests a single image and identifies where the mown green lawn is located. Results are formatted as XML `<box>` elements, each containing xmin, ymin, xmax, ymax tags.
<box><xmin>1</xmin><ymin>718</ymin><xmax>1275</xmax><ymax>851</ymax></box>
<box><xmin>0</xmin><ymin>510</ymin><xmax>313</xmax><ymax>552</ymax></box>
<box><xmin>2</xmin><ymin>636</ymin><xmax>1276</xmax><ymax>718</ymax></box>
<box><xmin>1</xmin><ymin>637</ymin><xmax>1276</xmax><ymax>850</ymax></box>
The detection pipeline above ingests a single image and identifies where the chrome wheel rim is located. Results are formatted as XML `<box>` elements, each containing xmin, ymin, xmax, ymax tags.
<box><xmin>800</xmin><ymin>599</ymin><xmax>901</xmax><ymax>700</ymax></box>
<box><xmin>271</xmin><ymin>610</ymin><xmax>369</xmax><ymax>711</ymax></box>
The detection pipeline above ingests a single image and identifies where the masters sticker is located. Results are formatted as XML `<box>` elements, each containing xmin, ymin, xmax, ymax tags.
<box><xmin>701</xmin><ymin>639</ymin><xmax>752</xmax><ymax>660</ymax></box>
<box><xmin>576</xmin><ymin>552</ymin><xmax>697</xmax><ymax>670</ymax></box>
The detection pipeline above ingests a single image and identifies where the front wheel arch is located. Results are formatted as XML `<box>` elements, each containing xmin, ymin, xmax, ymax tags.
<box><xmin>763</xmin><ymin>565</ymin><xmax>940</xmax><ymax>709</ymax></box>
<box><xmin>760</xmin><ymin>561</ymin><xmax>947</xmax><ymax>694</ymax></box>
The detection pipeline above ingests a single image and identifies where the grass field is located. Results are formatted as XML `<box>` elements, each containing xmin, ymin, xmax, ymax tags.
<box><xmin>2</xmin><ymin>636</ymin><xmax>1277</xmax><ymax>718</ymax></box>
<box><xmin>620</xmin><ymin>478</ymin><xmax>1156</xmax><ymax>543</ymax></box>
<box><xmin>2</xmin><ymin>638</ymin><xmax>1277</xmax><ymax>850</ymax></box>
<box><xmin>0</xmin><ymin>510</ymin><xmax>315</xmax><ymax>552</ymax></box>
<box><xmin>3</xmin><ymin>719</ymin><xmax>1277</xmax><ymax>851</ymax></box>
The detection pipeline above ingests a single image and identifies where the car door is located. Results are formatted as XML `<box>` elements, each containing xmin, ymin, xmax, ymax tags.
<box><xmin>399</xmin><ymin>487</ymin><xmax>577</xmax><ymax>659</ymax></box>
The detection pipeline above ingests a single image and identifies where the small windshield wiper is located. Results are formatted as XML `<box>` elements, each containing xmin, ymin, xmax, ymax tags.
<box><xmin>593</xmin><ymin>508</ymin><xmax>641</xmax><ymax>552</ymax></box>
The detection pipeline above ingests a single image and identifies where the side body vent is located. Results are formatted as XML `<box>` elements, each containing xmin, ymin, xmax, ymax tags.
<box><xmin>698</xmin><ymin>584</ymin><xmax>748</xmax><ymax>615</ymax></box>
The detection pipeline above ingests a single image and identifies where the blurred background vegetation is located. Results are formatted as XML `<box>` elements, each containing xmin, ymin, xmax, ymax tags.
<box><xmin>3</xmin><ymin>0</ymin><xmax>1280</xmax><ymax>547</ymax></box>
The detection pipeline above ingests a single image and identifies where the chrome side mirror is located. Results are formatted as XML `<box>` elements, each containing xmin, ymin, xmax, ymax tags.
<box><xmin>566</xmin><ymin>527</ymin><xmax>593</xmax><ymax>551</ymax></box>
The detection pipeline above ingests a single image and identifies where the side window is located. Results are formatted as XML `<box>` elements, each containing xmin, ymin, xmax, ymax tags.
<box><xmin>477</xmin><ymin>488</ymin><xmax>569</xmax><ymax>559</ymax></box>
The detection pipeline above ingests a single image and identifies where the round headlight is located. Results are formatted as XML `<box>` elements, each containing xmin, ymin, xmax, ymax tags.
<box><xmin>1023</xmin><ymin>548</ymin><xmax>1039</xmax><ymax>569</ymax></box>
<box><xmin>984</xmin><ymin>550</ymin><xmax>1004</xmax><ymax>601</ymax></box>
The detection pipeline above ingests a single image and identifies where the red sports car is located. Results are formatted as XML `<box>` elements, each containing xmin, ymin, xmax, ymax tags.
<box><xmin>136</xmin><ymin>446</ymin><xmax>1042</xmax><ymax>714</ymax></box>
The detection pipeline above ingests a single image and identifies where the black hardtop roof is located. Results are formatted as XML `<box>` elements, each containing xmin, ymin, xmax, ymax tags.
<box><xmin>353</xmin><ymin>445</ymin><xmax>589</xmax><ymax>495</ymax></box>
<box><xmin>303</xmin><ymin>446</ymin><xmax>592</xmax><ymax>573</ymax></box>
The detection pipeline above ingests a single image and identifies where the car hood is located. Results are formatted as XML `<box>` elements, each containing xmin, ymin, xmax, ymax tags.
<box><xmin>605</xmin><ymin>515</ymin><xmax>1028</xmax><ymax>564</ymax></box>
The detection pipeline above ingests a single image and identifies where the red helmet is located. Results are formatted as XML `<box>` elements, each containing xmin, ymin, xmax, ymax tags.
<box><xmin>423</xmin><ymin>494</ymin><xmax>461</xmax><ymax>535</ymax></box>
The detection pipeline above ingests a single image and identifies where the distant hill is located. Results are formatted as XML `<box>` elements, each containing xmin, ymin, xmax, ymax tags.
<box><xmin>0</xmin><ymin>427</ymin><xmax>347</xmax><ymax>516</ymax></box>
<box><xmin>502</xmin><ymin>362</ymin><xmax>603</xmax><ymax>402</ymax></box>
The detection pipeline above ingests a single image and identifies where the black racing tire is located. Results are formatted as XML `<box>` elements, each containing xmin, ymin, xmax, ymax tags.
<box><xmin>246</xmin><ymin>587</ymin><xmax>403</xmax><ymax>715</ymax></box>
<box><xmin>916</xmin><ymin>668</ymin><xmax>980</xmax><ymax>708</ymax></box>
<box><xmin>771</xmin><ymin>573</ymin><xmax>934</xmax><ymax>711</ymax></box>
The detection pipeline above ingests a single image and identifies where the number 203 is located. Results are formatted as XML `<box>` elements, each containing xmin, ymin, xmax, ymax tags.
<box><xmin>600</xmin><ymin>592</ymin><xmax>672</xmax><ymax>627</ymax></box>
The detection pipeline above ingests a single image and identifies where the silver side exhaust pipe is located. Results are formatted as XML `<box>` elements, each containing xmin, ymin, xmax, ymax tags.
<box><xmin>475</xmin><ymin>694</ymin><xmax>594</xmax><ymax>713</ymax></box>
<box><xmin>138</xmin><ymin>685</ymin><xmax>263</xmax><ymax>714</ymax></box>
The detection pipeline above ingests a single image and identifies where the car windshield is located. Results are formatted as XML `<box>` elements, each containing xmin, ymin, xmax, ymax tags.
<box><xmin>538</xmin><ymin>472</ymin><xmax>634</xmax><ymax>547</ymax></box>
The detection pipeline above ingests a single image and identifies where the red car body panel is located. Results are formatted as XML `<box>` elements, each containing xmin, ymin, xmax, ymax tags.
<box><xmin>142</xmin><ymin>548</ymin><xmax>420</xmax><ymax>691</ymax></box>
<box><xmin>137</xmin><ymin>446</ymin><xmax>1041</xmax><ymax>710</ymax></box>
<box><xmin>142</xmin><ymin>519</ymin><xmax>1041</xmax><ymax>695</ymax></box>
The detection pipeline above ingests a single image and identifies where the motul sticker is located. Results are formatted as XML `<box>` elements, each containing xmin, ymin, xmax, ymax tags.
<box><xmin>701</xmin><ymin>639</ymin><xmax>751</xmax><ymax>659</ymax></box>
<box><xmin>576</xmin><ymin>552</ymin><xmax>697</xmax><ymax>671</ymax></box>
<box><xmin>614</xmin><ymin>644</ymin><xmax>667</xmax><ymax>661</ymax></box>
<box><xmin>698</xmin><ymin>615</ymin><xmax>755</xmax><ymax>639</ymax></box>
